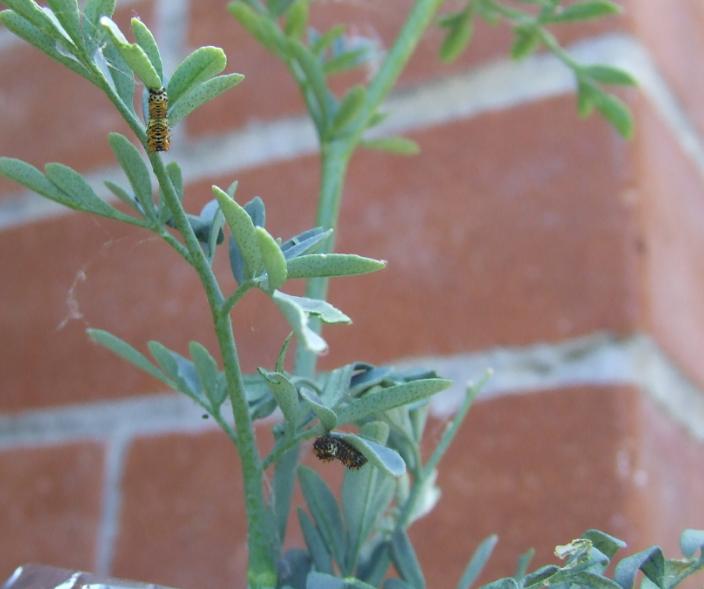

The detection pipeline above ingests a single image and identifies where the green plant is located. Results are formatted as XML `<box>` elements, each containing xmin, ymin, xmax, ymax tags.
<box><xmin>0</xmin><ymin>1</ymin><xmax>701</xmax><ymax>588</ymax></box>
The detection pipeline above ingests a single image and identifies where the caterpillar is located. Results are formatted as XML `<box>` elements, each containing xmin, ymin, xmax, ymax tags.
<box><xmin>313</xmin><ymin>434</ymin><xmax>367</xmax><ymax>470</ymax></box>
<box><xmin>146</xmin><ymin>87</ymin><xmax>170</xmax><ymax>152</ymax></box>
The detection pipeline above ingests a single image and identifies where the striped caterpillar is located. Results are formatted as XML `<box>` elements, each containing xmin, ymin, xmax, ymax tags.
<box><xmin>146</xmin><ymin>87</ymin><xmax>170</xmax><ymax>152</ymax></box>
<box><xmin>313</xmin><ymin>434</ymin><xmax>367</xmax><ymax>470</ymax></box>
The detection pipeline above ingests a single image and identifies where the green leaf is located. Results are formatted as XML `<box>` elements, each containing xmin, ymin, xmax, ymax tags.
<box><xmin>87</xmin><ymin>328</ymin><xmax>165</xmax><ymax>381</ymax></box>
<box><xmin>680</xmin><ymin>529</ymin><xmax>704</xmax><ymax>558</ymax></box>
<box><xmin>0</xmin><ymin>157</ymin><xmax>76</xmax><ymax>208</ymax></box>
<box><xmin>109</xmin><ymin>133</ymin><xmax>155</xmax><ymax>220</ymax></box>
<box><xmin>84</xmin><ymin>0</ymin><xmax>116</xmax><ymax>32</ymax></box>
<box><xmin>131</xmin><ymin>17</ymin><xmax>163</xmax><ymax>80</ymax></box>
<box><xmin>166</xmin><ymin>162</ymin><xmax>184</xmax><ymax>201</ymax></box>
<box><xmin>582</xmin><ymin>529</ymin><xmax>626</xmax><ymax>560</ymax></box>
<box><xmin>258</xmin><ymin>369</ymin><xmax>300</xmax><ymax>428</ymax></box>
<box><xmin>228</xmin><ymin>2</ymin><xmax>283</xmax><ymax>54</ymax></box>
<box><xmin>321</xmin><ymin>363</ymin><xmax>355</xmax><ymax>409</ymax></box>
<box><xmin>298</xmin><ymin>508</ymin><xmax>333</xmax><ymax>574</ymax></box>
<box><xmin>1</xmin><ymin>1</ymin><xmax>68</xmax><ymax>42</ymax></box>
<box><xmin>581</xmin><ymin>64</ymin><xmax>636</xmax><ymax>86</ymax></box>
<box><xmin>275</xmin><ymin>332</ymin><xmax>293</xmax><ymax>373</ymax></box>
<box><xmin>337</xmin><ymin>379</ymin><xmax>452</xmax><ymax>425</ymax></box>
<box><xmin>44</xmin><ymin>163</ymin><xmax>126</xmax><ymax>219</ymax></box>
<box><xmin>362</xmin><ymin>137</ymin><xmax>420</xmax><ymax>156</ymax></box>
<box><xmin>287</xmin><ymin>253</ymin><xmax>386</xmax><ymax>279</ymax></box>
<box><xmin>214</xmin><ymin>184</ymin><xmax>262</xmax><ymax>278</ymax></box>
<box><xmin>46</xmin><ymin>0</ymin><xmax>83</xmax><ymax>50</ymax></box>
<box><xmin>456</xmin><ymin>535</ymin><xmax>498</xmax><ymax>589</ymax></box>
<box><xmin>189</xmin><ymin>341</ymin><xmax>225</xmax><ymax>409</ymax></box>
<box><xmin>256</xmin><ymin>227</ymin><xmax>288</xmax><ymax>291</ymax></box>
<box><xmin>287</xmin><ymin>38</ymin><xmax>332</xmax><ymax>121</ymax></box>
<box><xmin>511</xmin><ymin>25</ymin><xmax>540</xmax><ymax>59</ymax></box>
<box><xmin>336</xmin><ymin>432</ymin><xmax>405</xmax><ymax>477</ymax></box>
<box><xmin>298</xmin><ymin>385</ymin><xmax>337</xmax><ymax>430</ymax></box>
<box><xmin>391</xmin><ymin>529</ymin><xmax>425</xmax><ymax>589</ymax></box>
<box><xmin>614</xmin><ymin>547</ymin><xmax>665</xmax><ymax>589</ymax></box>
<box><xmin>167</xmin><ymin>46</ymin><xmax>227</xmax><ymax>105</ymax></box>
<box><xmin>594</xmin><ymin>92</ymin><xmax>633</xmax><ymax>138</ymax></box>
<box><xmin>522</xmin><ymin>565</ymin><xmax>558</xmax><ymax>587</ymax></box>
<box><xmin>148</xmin><ymin>341</ymin><xmax>202</xmax><ymax>400</ymax></box>
<box><xmin>323</xmin><ymin>48</ymin><xmax>369</xmax><ymax>75</ymax></box>
<box><xmin>100</xmin><ymin>41</ymin><xmax>135</xmax><ymax>108</ymax></box>
<box><xmin>440</xmin><ymin>11</ymin><xmax>473</xmax><ymax>63</ymax></box>
<box><xmin>273</xmin><ymin>446</ymin><xmax>299</xmax><ymax>543</ymax></box>
<box><xmin>299</xmin><ymin>467</ymin><xmax>346</xmax><ymax>566</ymax></box>
<box><xmin>0</xmin><ymin>10</ymin><xmax>93</xmax><ymax>80</ymax></box>
<box><xmin>513</xmin><ymin>548</ymin><xmax>534</xmax><ymax>581</ymax></box>
<box><xmin>268</xmin><ymin>0</ymin><xmax>297</xmax><ymax>17</ymax></box>
<box><xmin>306</xmin><ymin>572</ymin><xmax>345</xmax><ymax>589</ymax></box>
<box><xmin>310</xmin><ymin>24</ymin><xmax>346</xmax><ymax>56</ymax></box>
<box><xmin>169</xmin><ymin>72</ymin><xmax>245</xmax><ymax>127</ymax></box>
<box><xmin>281</xmin><ymin>227</ymin><xmax>333</xmax><ymax>260</ymax></box>
<box><xmin>100</xmin><ymin>16</ymin><xmax>162</xmax><ymax>89</ymax></box>
<box><xmin>104</xmin><ymin>180</ymin><xmax>137</xmax><ymax>211</ymax></box>
<box><xmin>285</xmin><ymin>0</ymin><xmax>309</xmax><ymax>38</ymax></box>
<box><xmin>330</xmin><ymin>85</ymin><xmax>366</xmax><ymax>136</ymax></box>
<box><xmin>272</xmin><ymin>291</ymin><xmax>350</xmax><ymax>354</ymax></box>
<box><xmin>359</xmin><ymin>541</ymin><xmax>392</xmax><ymax>586</ymax></box>
<box><xmin>548</xmin><ymin>0</ymin><xmax>621</xmax><ymax>22</ymax></box>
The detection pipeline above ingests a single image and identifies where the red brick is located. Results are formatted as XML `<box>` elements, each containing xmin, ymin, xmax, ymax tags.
<box><xmin>0</xmin><ymin>442</ymin><xmax>104</xmax><ymax>581</ymax></box>
<box><xmin>0</xmin><ymin>2</ymin><xmax>155</xmax><ymax>199</ymax></box>
<box><xmin>636</xmin><ymin>100</ymin><xmax>704</xmax><ymax>389</ymax></box>
<box><xmin>186</xmin><ymin>0</ymin><xmax>628</xmax><ymax>136</ymax></box>
<box><xmin>0</xmin><ymin>95</ymin><xmax>645</xmax><ymax>410</ymax></box>
<box><xmin>411</xmin><ymin>385</ymin><xmax>704</xmax><ymax>588</ymax></box>
<box><xmin>630</xmin><ymin>0</ymin><xmax>704</xmax><ymax>138</ymax></box>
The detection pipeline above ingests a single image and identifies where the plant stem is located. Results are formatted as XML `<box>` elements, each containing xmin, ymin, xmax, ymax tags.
<box><xmin>95</xmin><ymin>73</ymin><xmax>277</xmax><ymax>587</ymax></box>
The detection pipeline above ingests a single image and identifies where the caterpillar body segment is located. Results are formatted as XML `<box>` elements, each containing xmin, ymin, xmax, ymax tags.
<box><xmin>146</xmin><ymin>87</ymin><xmax>170</xmax><ymax>152</ymax></box>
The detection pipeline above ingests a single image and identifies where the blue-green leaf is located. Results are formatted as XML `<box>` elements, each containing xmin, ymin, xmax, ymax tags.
<box><xmin>46</xmin><ymin>0</ymin><xmax>83</xmax><ymax>50</ymax></box>
<box><xmin>298</xmin><ymin>385</ymin><xmax>337</xmax><ymax>430</ymax></box>
<box><xmin>456</xmin><ymin>535</ymin><xmax>498</xmax><ymax>589</ymax></box>
<box><xmin>282</xmin><ymin>227</ymin><xmax>332</xmax><ymax>260</ymax></box>
<box><xmin>167</xmin><ymin>46</ymin><xmax>228</xmax><ymax>105</ymax></box>
<box><xmin>298</xmin><ymin>508</ymin><xmax>333</xmax><ymax>574</ymax></box>
<box><xmin>582</xmin><ymin>529</ymin><xmax>626</xmax><ymax>560</ymax></box>
<box><xmin>614</xmin><ymin>547</ymin><xmax>665</xmax><ymax>589</ymax></box>
<box><xmin>100</xmin><ymin>16</ymin><xmax>161</xmax><ymax>89</ymax></box>
<box><xmin>44</xmin><ymin>163</ymin><xmax>116</xmax><ymax>217</ymax></box>
<box><xmin>0</xmin><ymin>157</ymin><xmax>74</xmax><ymax>207</ymax></box>
<box><xmin>336</xmin><ymin>432</ymin><xmax>405</xmax><ymax>477</ymax></box>
<box><xmin>287</xmin><ymin>253</ymin><xmax>386</xmax><ymax>279</ymax></box>
<box><xmin>257</xmin><ymin>369</ymin><xmax>300</xmax><ymax>429</ymax></box>
<box><xmin>189</xmin><ymin>341</ymin><xmax>225</xmax><ymax>410</ymax></box>
<box><xmin>109</xmin><ymin>133</ymin><xmax>155</xmax><ymax>220</ymax></box>
<box><xmin>131</xmin><ymin>17</ymin><xmax>163</xmax><ymax>80</ymax></box>
<box><xmin>680</xmin><ymin>529</ymin><xmax>704</xmax><ymax>559</ymax></box>
<box><xmin>87</xmin><ymin>329</ymin><xmax>165</xmax><ymax>382</ymax></box>
<box><xmin>391</xmin><ymin>529</ymin><xmax>425</xmax><ymax>589</ymax></box>
<box><xmin>214</xmin><ymin>184</ymin><xmax>262</xmax><ymax>278</ymax></box>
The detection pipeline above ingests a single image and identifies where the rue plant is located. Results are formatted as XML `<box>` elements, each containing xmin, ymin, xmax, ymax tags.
<box><xmin>0</xmin><ymin>1</ymin><xmax>702</xmax><ymax>588</ymax></box>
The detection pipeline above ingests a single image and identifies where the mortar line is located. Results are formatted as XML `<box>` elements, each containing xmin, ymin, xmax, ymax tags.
<box><xmin>2</xmin><ymin>34</ymin><xmax>702</xmax><ymax>230</ymax></box>
<box><xmin>94</xmin><ymin>431</ymin><xmax>131</xmax><ymax>577</ymax></box>
<box><xmin>1</xmin><ymin>331</ymin><xmax>703</xmax><ymax>451</ymax></box>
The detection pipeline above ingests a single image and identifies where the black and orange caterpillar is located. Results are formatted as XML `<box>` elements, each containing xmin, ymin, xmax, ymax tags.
<box><xmin>146</xmin><ymin>87</ymin><xmax>170</xmax><ymax>152</ymax></box>
<box><xmin>313</xmin><ymin>434</ymin><xmax>367</xmax><ymax>470</ymax></box>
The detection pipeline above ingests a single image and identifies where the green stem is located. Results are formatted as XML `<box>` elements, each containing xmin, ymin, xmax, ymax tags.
<box><xmin>95</xmin><ymin>72</ymin><xmax>277</xmax><ymax>587</ymax></box>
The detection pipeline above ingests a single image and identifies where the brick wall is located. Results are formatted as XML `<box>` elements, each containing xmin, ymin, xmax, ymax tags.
<box><xmin>1</xmin><ymin>1</ymin><xmax>703</xmax><ymax>588</ymax></box>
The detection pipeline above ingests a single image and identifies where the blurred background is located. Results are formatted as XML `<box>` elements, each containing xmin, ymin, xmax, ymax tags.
<box><xmin>1</xmin><ymin>0</ymin><xmax>703</xmax><ymax>587</ymax></box>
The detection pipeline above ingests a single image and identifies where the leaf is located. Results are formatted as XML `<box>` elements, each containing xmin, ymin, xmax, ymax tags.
<box><xmin>336</xmin><ymin>433</ymin><xmax>405</xmax><ymax>477</ymax></box>
<box><xmin>330</xmin><ymin>85</ymin><xmax>366</xmax><ymax>136</ymax></box>
<box><xmin>594</xmin><ymin>92</ymin><xmax>633</xmax><ymax>139</ymax></box>
<box><xmin>581</xmin><ymin>64</ymin><xmax>636</xmax><ymax>86</ymax></box>
<box><xmin>1</xmin><ymin>1</ymin><xmax>67</xmax><ymax>42</ymax></box>
<box><xmin>169</xmin><ymin>72</ymin><xmax>245</xmax><ymax>126</ymax></box>
<box><xmin>362</xmin><ymin>137</ymin><xmax>420</xmax><ymax>156</ymax></box>
<box><xmin>320</xmin><ymin>363</ymin><xmax>355</xmax><ymax>409</ymax></box>
<box><xmin>44</xmin><ymin>163</ymin><xmax>116</xmax><ymax>217</ymax></box>
<box><xmin>280</xmin><ymin>550</ymin><xmax>312</xmax><ymax>589</ymax></box>
<box><xmin>100</xmin><ymin>16</ymin><xmax>161</xmax><ymax>89</ymax></box>
<box><xmin>337</xmin><ymin>379</ymin><xmax>452</xmax><ymax>425</ymax></box>
<box><xmin>358</xmin><ymin>541</ymin><xmax>392</xmax><ymax>586</ymax></box>
<box><xmin>46</xmin><ymin>0</ymin><xmax>83</xmax><ymax>50</ymax></box>
<box><xmin>148</xmin><ymin>341</ymin><xmax>202</xmax><ymax>400</ymax></box>
<box><xmin>456</xmin><ymin>535</ymin><xmax>498</xmax><ymax>589</ymax></box>
<box><xmin>440</xmin><ymin>11</ymin><xmax>473</xmax><ymax>63</ymax></box>
<box><xmin>513</xmin><ymin>548</ymin><xmax>534</xmax><ymax>581</ymax></box>
<box><xmin>548</xmin><ymin>0</ymin><xmax>621</xmax><ymax>22</ymax></box>
<box><xmin>306</xmin><ymin>572</ymin><xmax>345</xmax><ymax>589</ymax></box>
<box><xmin>281</xmin><ymin>227</ymin><xmax>333</xmax><ymax>260</ymax></box>
<box><xmin>272</xmin><ymin>291</ymin><xmax>350</xmax><ymax>354</ymax></box>
<box><xmin>287</xmin><ymin>38</ymin><xmax>331</xmax><ymax>120</ymax></box>
<box><xmin>166</xmin><ymin>162</ymin><xmax>184</xmax><ymax>201</ymax></box>
<box><xmin>100</xmin><ymin>41</ymin><xmax>135</xmax><ymax>108</ymax></box>
<box><xmin>0</xmin><ymin>157</ymin><xmax>76</xmax><ymax>208</ymax></box>
<box><xmin>244</xmin><ymin>196</ymin><xmax>266</xmax><ymax>227</ymax></box>
<box><xmin>680</xmin><ymin>529</ymin><xmax>704</xmax><ymax>558</ymax></box>
<box><xmin>109</xmin><ymin>133</ymin><xmax>155</xmax><ymax>220</ymax></box>
<box><xmin>131</xmin><ymin>17</ymin><xmax>163</xmax><ymax>80</ymax></box>
<box><xmin>298</xmin><ymin>385</ymin><xmax>337</xmax><ymax>430</ymax></box>
<box><xmin>582</xmin><ymin>529</ymin><xmax>626</xmax><ymax>560</ymax></box>
<box><xmin>229</xmin><ymin>2</ymin><xmax>283</xmax><ymax>54</ymax></box>
<box><xmin>87</xmin><ymin>329</ymin><xmax>165</xmax><ymax>382</ymax></box>
<box><xmin>189</xmin><ymin>341</ymin><xmax>225</xmax><ymax>410</ymax></box>
<box><xmin>0</xmin><ymin>10</ymin><xmax>92</xmax><ymax>80</ymax></box>
<box><xmin>481</xmin><ymin>580</ymin><xmax>519</xmax><ymax>589</ymax></box>
<box><xmin>275</xmin><ymin>332</ymin><xmax>294</xmax><ymax>373</ymax></box>
<box><xmin>256</xmin><ymin>227</ymin><xmax>288</xmax><ymax>290</ymax></box>
<box><xmin>104</xmin><ymin>180</ymin><xmax>137</xmax><ymax>210</ymax></box>
<box><xmin>285</xmin><ymin>0</ymin><xmax>309</xmax><ymax>38</ymax></box>
<box><xmin>287</xmin><ymin>253</ymin><xmax>386</xmax><ymax>279</ymax></box>
<box><xmin>258</xmin><ymin>369</ymin><xmax>300</xmax><ymax>429</ymax></box>
<box><xmin>522</xmin><ymin>565</ymin><xmax>559</xmax><ymax>587</ymax></box>
<box><xmin>384</xmin><ymin>581</ymin><xmax>413</xmax><ymax>589</ymax></box>
<box><xmin>511</xmin><ymin>26</ymin><xmax>540</xmax><ymax>59</ymax></box>
<box><xmin>273</xmin><ymin>446</ymin><xmax>299</xmax><ymax>543</ymax></box>
<box><xmin>299</xmin><ymin>467</ymin><xmax>346</xmax><ymax>566</ymax></box>
<box><xmin>614</xmin><ymin>547</ymin><xmax>665</xmax><ymax>589</ymax></box>
<box><xmin>214</xmin><ymin>185</ymin><xmax>262</xmax><ymax>279</ymax></box>
<box><xmin>298</xmin><ymin>508</ymin><xmax>333</xmax><ymax>574</ymax></box>
<box><xmin>391</xmin><ymin>529</ymin><xmax>425</xmax><ymax>589</ymax></box>
<box><xmin>310</xmin><ymin>24</ymin><xmax>346</xmax><ymax>56</ymax></box>
<box><xmin>323</xmin><ymin>48</ymin><xmax>369</xmax><ymax>75</ymax></box>
<box><xmin>167</xmin><ymin>46</ymin><xmax>227</xmax><ymax>103</ymax></box>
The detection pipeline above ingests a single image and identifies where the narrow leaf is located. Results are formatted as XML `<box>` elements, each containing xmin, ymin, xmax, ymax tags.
<box><xmin>189</xmin><ymin>341</ymin><xmax>225</xmax><ymax>409</ymax></box>
<box><xmin>229</xmin><ymin>2</ymin><xmax>284</xmax><ymax>54</ymax></box>
<box><xmin>330</xmin><ymin>85</ymin><xmax>366</xmax><ymax>135</ymax></box>
<box><xmin>287</xmin><ymin>253</ymin><xmax>386</xmax><ymax>279</ymax></box>
<box><xmin>362</xmin><ymin>136</ymin><xmax>420</xmax><ymax>156</ymax></box>
<box><xmin>167</xmin><ymin>46</ymin><xmax>227</xmax><ymax>105</ymax></box>
<box><xmin>100</xmin><ymin>16</ymin><xmax>161</xmax><ymax>89</ymax></box>
<box><xmin>440</xmin><ymin>12</ymin><xmax>473</xmax><ymax>63</ymax></box>
<box><xmin>594</xmin><ymin>92</ymin><xmax>633</xmax><ymax>138</ymax></box>
<box><xmin>273</xmin><ymin>446</ymin><xmax>299</xmax><ymax>543</ymax></box>
<box><xmin>87</xmin><ymin>328</ymin><xmax>165</xmax><ymax>381</ymax></box>
<box><xmin>456</xmin><ymin>535</ymin><xmax>498</xmax><ymax>589</ymax></box>
<box><xmin>44</xmin><ymin>163</ymin><xmax>115</xmax><ymax>216</ymax></box>
<box><xmin>285</xmin><ymin>0</ymin><xmax>309</xmax><ymax>38</ymax></box>
<box><xmin>336</xmin><ymin>433</ymin><xmax>405</xmax><ymax>477</ymax></box>
<box><xmin>258</xmin><ymin>369</ymin><xmax>300</xmax><ymax>427</ymax></box>
<box><xmin>581</xmin><ymin>64</ymin><xmax>636</xmax><ymax>86</ymax></box>
<box><xmin>299</xmin><ymin>467</ymin><xmax>346</xmax><ymax>566</ymax></box>
<box><xmin>298</xmin><ymin>385</ymin><xmax>337</xmax><ymax>430</ymax></box>
<box><xmin>614</xmin><ymin>547</ymin><xmax>665</xmax><ymax>589</ymax></box>
<box><xmin>0</xmin><ymin>157</ymin><xmax>74</xmax><ymax>207</ymax></box>
<box><xmin>109</xmin><ymin>133</ymin><xmax>155</xmax><ymax>220</ymax></box>
<box><xmin>214</xmin><ymin>184</ymin><xmax>262</xmax><ymax>278</ymax></box>
<box><xmin>46</xmin><ymin>0</ymin><xmax>83</xmax><ymax>49</ymax></box>
<box><xmin>391</xmin><ymin>529</ymin><xmax>426</xmax><ymax>589</ymax></box>
<box><xmin>282</xmin><ymin>227</ymin><xmax>333</xmax><ymax>260</ymax></box>
<box><xmin>549</xmin><ymin>0</ymin><xmax>621</xmax><ymax>22</ymax></box>
<box><xmin>582</xmin><ymin>529</ymin><xmax>626</xmax><ymax>560</ymax></box>
<box><xmin>256</xmin><ymin>227</ymin><xmax>288</xmax><ymax>290</ymax></box>
<box><xmin>169</xmin><ymin>73</ymin><xmax>245</xmax><ymax>127</ymax></box>
<box><xmin>298</xmin><ymin>508</ymin><xmax>333</xmax><ymax>574</ymax></box>
<box><xmin>131</xmin><ymin>17</ymin><xmax>163</xmax><ymax>80</ymax></box>
<box><xmin>337</xmin><ymin>379</ymin><xmax>452</xmax><ymax>425</ymax></box>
